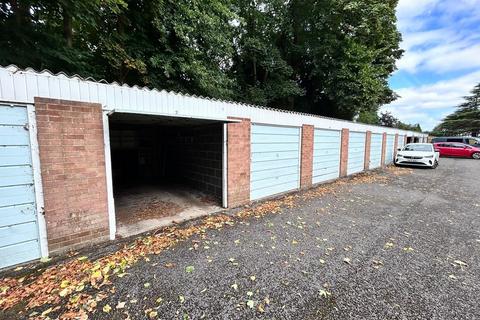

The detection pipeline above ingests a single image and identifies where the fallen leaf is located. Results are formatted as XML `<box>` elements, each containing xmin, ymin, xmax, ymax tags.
<box><xmin>179</xmin><ymin>295</ymin><xmax>185</xmax><ymax>303</ymax></box>
<box><xmin>343</xmin><ymin>257</ymin><xmax>351</xmax><ymax>265</ymax></box>
<box><xmin>319</xmin><ymin>289</ymin><xmax>331</xmax><ymax>298</ymax></box>
<box><xmin>453</xmin><ymin>260</ymin><xmax>467</xmax><ymax>267</ymax></box>
<box><xmin>149</xmin><ymin>311</ymin><xmax>158</xmax><ymax>318</ymax></box>
<box><xmin>40</xmin><ymin>257</ymin><xmax>51</xmax><ymax>263</ymax></box>
<box><xmin>250</xmin><ymin>275</ymin><xmax>256</xmax><ymax>281</ymax></box>
<box><xmin>144</xmin><ymin>282</ymin><xmax>151</xmax><ymax>288</ymax></box>
<box><xmin>247</xmin><ymin>291</ymin><xmax>253</xmax><ymax>297</ymax></box>
<box><xmin>231</xmin><ymin>283</ymin><xmax>238</xmax><ymax>291</ymax></box>
<box><xmin>185</xmin><ymin>266</ymin><xmax>195</xmax><ymax>273</ymax></box>
<box><xmin>116</xmin><ymin>301</ymin><xmax>126</xmax><ymax>309</ymax></box>
<box><xmin>403</xmin><ymin>247</ymin><xmax>414</xmax><ymax>253</ymax></box>
<box><xmin>246</xmin><ymin>300</ymin><xmax>255</xmax><ymax>308</ymax></box>
<box><xmin>103</xmin><ymin>304</ymin><xmax>112</xmax><ymax>313</ymax></box>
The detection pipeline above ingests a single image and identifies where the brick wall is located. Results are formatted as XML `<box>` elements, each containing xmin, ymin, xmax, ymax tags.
<box><xmin>339</xmin><ymin>129</ymin><xmax>349</xmax><ymax>177</ymax></box>
<box><xmin>227</xmin><ymin>118</ymin><xmax>251</xmax><ymax>207</ymax></box>
<box><xmin>381</xmin><ymin>133</ymin><xmax>387</xmax><ymax>166</ymax></box>
<box><xmin>227</xmin><ymin>118</ymin><xmax>251</xmax><ymax>208</ymax></box>
<box><xmin>34</xmin><ymin>97</ymin><xmax>109</xmax><ymax>253</ymax></box>
<box><xmin>300</xmin><ymin>125</ymin><xmax>314</xmax><ymax>188</ymax></box>
<box><xmin>174</xmin><ymin>124</ymin><xmax>223</xmax><ymax>199</ymax></box>
<box><xmin>364</xmin><ymin>131</ymin><xmax>371</xmax><ymax>170</ymax></box>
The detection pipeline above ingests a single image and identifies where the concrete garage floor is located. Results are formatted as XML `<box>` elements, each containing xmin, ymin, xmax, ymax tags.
<box><xmin>2</xmin><ymin>158</ymin><xmax>479</xmax><ymax>319</ymax></box>
<box><xmin>115</xmin><ymin>185</ymin><xmax>222</xmax><ymax>238</ymax></box>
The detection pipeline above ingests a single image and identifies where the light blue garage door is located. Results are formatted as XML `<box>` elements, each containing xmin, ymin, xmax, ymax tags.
<box><xmin>0</xmin><ymin>105</ymin><xmax>41</xmax><ymax>268</ymax></box>
<box><xmin>312</xmin><ymin>129</ymin><xmax>341</xmax><ymax>184</ymax></box>
<box><xmin>385</xmin><ymin>134</ymin><xmax>395</xmax><ymax>164</ymax></box>
<box><xmin>347</xmin><ymin>132</ymin><xmax>366</xmax><ymax>175</ymax></box>
<box><xmin>250</xmin><ymin>124</ymin><xmax>300</xmax><ymax>200</ymax></box>
<box><xmin>397</xmin><ymin>135</ymin><xmax>404</xmax><ymax>149</ymax></box>
<box><xmin>369</xmin><ymin>133</ymin><xmax>383</xmax><ymax>169</ymax></box>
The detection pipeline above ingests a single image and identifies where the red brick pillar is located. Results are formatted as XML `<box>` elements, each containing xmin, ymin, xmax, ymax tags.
<box><xmin>364</xmin><ymin>131</ymin><xmax>371</xmax><ymax>170</ymax></box>
<box><xmin>381</xmin><ymin>133</ymin><xmax>387</xmax><ymax>166</ymax></box>
<box><xmin>394</xmin><ymin>134</ymin><xmax>399</xmax><ymax>157</ymax></box>
<box><xmin>227</xmin><ymin>118</ymin><xmax>251</xmax><ymax>207</ymax></box>
<box><xmin>34</xmin><ymin>97</ymin><xmax>109</xmax><ymax>253</ymax></box>
<box><xmin>339</xmin><ymin>129</ymin><xmax>349</xmax><ymax>177</ymax></box>
<box><xmin>300</xmin><ymin>125</ymin><xmax>314</xmax><ymax>189</ymax></box>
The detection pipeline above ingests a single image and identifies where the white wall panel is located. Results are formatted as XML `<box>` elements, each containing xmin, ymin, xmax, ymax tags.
<box><xmin>250</xmin><ymin>124</ymin><xmax>300</xmax><ymax>200</ymax></box>
<box><xmin>347</xmin><ymin>132</ymin><xmax>366</xmax><ymax>175</ymax></box>
<box><xmin>312</xmin><ymin>129</ymin><xmax>341</xmax><ymax>184</ymax></box>
<box><xmin>369</xmin><ymin>133</ymin><xmax>383</xmax><ymax>169</ymax></box>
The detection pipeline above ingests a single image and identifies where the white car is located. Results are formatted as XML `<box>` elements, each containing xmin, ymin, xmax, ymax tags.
<box><xmin>395</xmin><ymin>143</ymin><xmax>439</xmax><ymax>169</ymax></box>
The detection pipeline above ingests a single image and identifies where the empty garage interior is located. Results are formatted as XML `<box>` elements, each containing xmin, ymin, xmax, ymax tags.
<box><xmin>108</xmin><ymin>113</ymin><xmax>224</xmax><ymax>237</ymax></box>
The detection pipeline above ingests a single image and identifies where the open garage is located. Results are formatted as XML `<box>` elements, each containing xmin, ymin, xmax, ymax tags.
<box><xmin>108</xmin><ymin>113</ymin><xmax>225</xmax><ymax>237</ymax></box>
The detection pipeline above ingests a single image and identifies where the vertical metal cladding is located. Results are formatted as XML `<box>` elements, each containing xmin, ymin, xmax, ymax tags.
<box><xmin>347</xmin><ymin>132</ymin><xmax>366</xmax><ymax>175</ymax></box>
<box><xmin>397</xmin><ymin>135</ymin><xmax>405</xmax><ymax>149</ymax></box>
<box><xmin>385</xmin><ymin>134</ymin><xmax>395</xmax><ymax>163</ymax></box>
<box><xmin>312</xmin><ymin>129</ymin><xmax>341</xmax><ymax>184</ymax></box>
<box><xmin>369</xmin><ymin>133</ymin><xmax>383</xmax><ymax>169</ymax></box>
<box><xmin>250</xmin><ymin>124</ymin><xmax>301</xmax><ymax>200</ymax></box>
<box><xmin>0</xmin><ymin>105</ymin><xmax>41</xmax><ymax>268</ymax></box>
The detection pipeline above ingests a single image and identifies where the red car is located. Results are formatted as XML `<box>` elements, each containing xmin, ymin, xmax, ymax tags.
<box><xmin>434</xmin><ymin>142</ymin><xmax>480</xmax><ymax>159</ymax></box>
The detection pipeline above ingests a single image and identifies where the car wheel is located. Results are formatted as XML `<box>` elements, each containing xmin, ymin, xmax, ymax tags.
<box><xmin>431</xmin><ymin>160</ymin><xmax>438</xmax><ymax>169</ymax></box>
<box><xmin>472</xmin><ymin>152</ymin><xmax>480</xmax><ymax>160</ymax></box>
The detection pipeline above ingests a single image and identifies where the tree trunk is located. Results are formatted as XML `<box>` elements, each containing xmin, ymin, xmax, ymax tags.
<box><xmin>62</xmin><ymin>5</ymin><xmax>73</xmax><ymax>48</ymax></box>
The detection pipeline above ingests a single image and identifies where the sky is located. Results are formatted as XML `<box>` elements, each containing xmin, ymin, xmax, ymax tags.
<box><xmin>382</xmin><ymin>0</ymin><xmax>480</xmax><ymax>131</ymax></box>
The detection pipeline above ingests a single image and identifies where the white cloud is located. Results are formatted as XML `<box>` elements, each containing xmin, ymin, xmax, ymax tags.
<box><xmin>395</xmin><ymin>0</ymin><xmax>480</xmax><ymax>74</ymax></box>
<box><xmin>383</xmin><ymin>70</ymin><xmax>480</xmax><ymax>130</ymax></box>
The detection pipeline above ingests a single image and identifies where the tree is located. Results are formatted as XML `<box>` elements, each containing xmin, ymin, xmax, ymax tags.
<box><xmin>435</xmin><ymin>83</ymin><xmax>480</xmax><ymax>137</ymax></box>
<box><xmin>357</xmin><ymin>110</ymin><xmax>380</xmax><ymax>125</ymax></box>
<box><xmin>231</xmin><ymin>0</ymin><xmax>304</xmax><ymax>107</ymax></box>
<box><xmin>378</xmin><ymin>111</ymin><xmax>422</xmax><ymax>132</ymax></box>
<box><xmin>0</xmin><ymin>0</ymin><xmax>404</xmax><ymax>120</ymax></box>
<box><xmin>287</xmin><ymin>0</ymin><xmax>403</xmax><ymax>119</ymax></box>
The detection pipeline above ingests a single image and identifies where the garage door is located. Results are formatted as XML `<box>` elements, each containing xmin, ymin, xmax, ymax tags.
<box><xmin>0</xmin><ymin>105</ymin><xmax>41</xmax><ymax>268</ymax></box>
<box><xmin>369</xmin><ymin>133</ymin><xmax>383</xmax><ymax>169</ymax></box>
<box><xmin>347</xmin><ymin>132</ymin><xmax>366</xmax><ymax>175</ymax></box>
<box><xmin>250</xmin><ymin>124</ymin><xmax>300</xmax><ymax>200</ymax></box>
<box><xmin>397</xmin><ymin>135</ymin><xmax>404</xmax><ymax>149</ymax></box>
<box><xmin>312</xmin><ymin>129</ymin><xmax>341</xmax><ymax>184</ymax></box>
<box><xmin>385</xmin><ymin>134</ymin><xmax>395</xmax><ymax>164</ymax></box>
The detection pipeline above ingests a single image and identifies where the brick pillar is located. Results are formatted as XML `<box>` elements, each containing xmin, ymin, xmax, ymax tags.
<box><xmin>364</xmin><ymin>131</ymin><xmax>372</xmax><ymax>170</ymax></box>
<box><xmin>300</xmin><ymin>125</ymin><xmax>314</xmax><ymax>189</ymax></box>
<box><xmin>227</xmin><ymin>118</ymin><xmax>251</xmax><ymax>207</ymax></box>
<box><xmin>381</xmin><ymin>133</ymin><xmax>387</xmax><ymax>166</ymax></box>
<box><xmin>34</xmin><ymin>97</ymin><xmax>109</xmax><ymax>253</ymax></box>
<box><xmin>339</xmin><ymin>129</ymin><xmax>349</xmax><ymax>177</ymax></box>
<box><xmin>394</xmin><ymin>134</ymin><xmax>399</xmax><ymax>157</ymax></box>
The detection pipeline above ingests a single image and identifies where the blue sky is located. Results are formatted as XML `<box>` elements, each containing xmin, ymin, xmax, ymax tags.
<box><xmin>382</xmin><ymin>0</ymin><xmax>480</xmax><ymax>131</ymax></box>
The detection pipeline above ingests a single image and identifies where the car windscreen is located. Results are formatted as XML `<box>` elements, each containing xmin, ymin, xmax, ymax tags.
<box><xmin>403</xmin><ymin>145</ymin><xmax>433</xmax><ymax>152</ymax></box>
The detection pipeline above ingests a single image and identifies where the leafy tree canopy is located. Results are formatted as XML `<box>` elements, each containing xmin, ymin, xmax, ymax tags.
<box><xmin>432</xmin><ymin>83</ymin><xmax>480</xmax><ymax>137</ymax></box>
<box><xmin>1</xmin><ymin>0</ymin><xmax>404</xmax><ymax>121</ymax></box>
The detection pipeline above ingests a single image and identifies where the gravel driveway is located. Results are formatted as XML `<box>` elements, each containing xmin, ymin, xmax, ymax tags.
<box><xmin>2</xmin><ymin>158</ymin><xmax>479</xmax><ymax>319</ymax></box>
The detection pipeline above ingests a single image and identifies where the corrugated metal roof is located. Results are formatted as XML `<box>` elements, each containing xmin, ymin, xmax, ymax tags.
<box><xmin>0</xmin><ymin>65</ymin><xmax>426</xmax><ymax>137</ymax></box>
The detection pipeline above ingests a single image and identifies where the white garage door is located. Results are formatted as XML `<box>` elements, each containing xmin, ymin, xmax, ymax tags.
<box><xmin>0</xmin><ymin>105</ymin><xmax>42</xmax><ymax>268</ymax></box>
<box><xmin>250</xmin><ymin>124</ymin><xmax>300</xmax><ymax>200</ymax></box>
<box><xmin>369</xmin><ymin>133</ymin><xmax>383</xmax><ymax>169</ymax></box>
<box><xmin>397</xmin><ymin>135</ymin><xmax>404</xmax><ymax>149</ymax></box>
<box><xmin>347</xmin><ymin>132</ymin><xmax>366</xmax><ymax>175</ymax></box>
<box><xmin>312</xmin><ymin>129</ymin><xmax>341</xmax><ymax>184</ymax></box>
<box><xmin>385</xmin><ymin>134</ymin><xmax>395</xmax><ymax>163</ymax></box>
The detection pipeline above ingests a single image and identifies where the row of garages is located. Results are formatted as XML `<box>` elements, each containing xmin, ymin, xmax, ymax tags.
<box><xmin>0</xmin><ymin>66</ymin><xmax>426</xmax><ymax>269</ymax></box>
